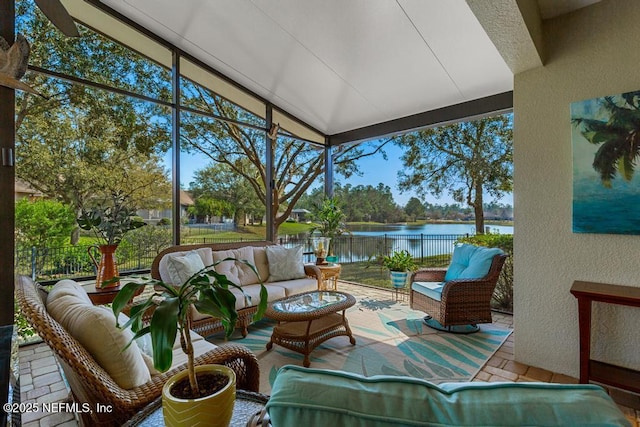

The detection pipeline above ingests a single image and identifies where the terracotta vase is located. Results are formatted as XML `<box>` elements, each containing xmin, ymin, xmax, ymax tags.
<box><xmin>88</xmin><ymin>244</ymin><xmax>120</xmax><ymax>289</ymax></box>
<box><xmin>162</xmin><ymin>365</ymin><xmax>236</xmax><ymax>427</ymax></box>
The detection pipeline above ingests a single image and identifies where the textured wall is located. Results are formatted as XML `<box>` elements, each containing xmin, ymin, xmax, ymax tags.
<box><xmin>514</xmin><ymin>0</ymin><xmax>640</xmax><ymax>377</ymax></box>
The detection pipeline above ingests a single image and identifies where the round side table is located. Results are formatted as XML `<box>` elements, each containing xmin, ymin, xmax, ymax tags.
<box><xmin>315</xmin><ymin>263</ymin><xmax>341</xmax><ymax>290</ymax></box>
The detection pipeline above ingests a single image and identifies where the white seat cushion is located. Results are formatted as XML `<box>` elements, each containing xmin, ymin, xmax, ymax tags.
<box><xmin>169</xmin><ymin>339</ymin><xmax>218</xmax><ymax>370</ymax></box>
<box><xmin>270</xmin><ymin>278</ymin><xmax>318</xmax><ymax>296</ymax></box>
<box><xmin>411</xmin><ymin>281</ymin><xmax>444</xmax><ymax>302</ymax></box>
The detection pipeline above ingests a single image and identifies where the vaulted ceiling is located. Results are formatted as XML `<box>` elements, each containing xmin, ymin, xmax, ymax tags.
<box><xmin>91</xmin><ymin>0</ymin><xmax>601</xmax><ymax>138</ymax></box>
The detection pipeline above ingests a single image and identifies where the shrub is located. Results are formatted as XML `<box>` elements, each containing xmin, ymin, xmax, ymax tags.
<box><xmin>51</xmin><ymin>247</ymin><xmax>94</xmax><ymax>276</ymax></box>
<box><xmin>457</xmin><ymin>234</ymin><xmax>513</xmax><ymax>313</ymax></box>
<box><xmin>15</xmin><ymin>199</ymin><xmax>75</xmax><ymax>248</ymax></box>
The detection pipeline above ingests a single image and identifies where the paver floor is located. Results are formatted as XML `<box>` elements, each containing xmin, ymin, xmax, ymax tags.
<box><xmin>18</xmin><ymin>282</ymin><xmax>640</xmax><ymax>426</ymax></box>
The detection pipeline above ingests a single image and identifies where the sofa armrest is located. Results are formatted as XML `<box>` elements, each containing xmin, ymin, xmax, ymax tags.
<box><xmin>411</xmin><ymin>268</ymin><xmax>446</xmax><ymax>283</ymax></box>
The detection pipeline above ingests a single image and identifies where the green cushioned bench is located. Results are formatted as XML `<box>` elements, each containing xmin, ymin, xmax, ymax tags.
<box><xmin>266</xmin><ymin>365</ymin><xmax>631</xmax><ymax>427</ymax></box>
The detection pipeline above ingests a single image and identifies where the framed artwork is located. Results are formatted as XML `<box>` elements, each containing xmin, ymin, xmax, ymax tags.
<box><xmin>572</xmin><ymin>90</ymin><xmax>640</xmax><ymax>235</ymax></box>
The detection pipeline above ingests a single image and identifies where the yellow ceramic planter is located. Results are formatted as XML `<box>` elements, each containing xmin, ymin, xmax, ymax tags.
<box><xmin>162</xmin><ymin>365</ymin><xmax>236</xmax><ymax>427</ymax></box>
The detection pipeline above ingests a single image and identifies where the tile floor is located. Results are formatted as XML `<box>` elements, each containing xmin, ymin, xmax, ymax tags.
<box><xmin>18</xmin><ymin>282</ymin><xmax>640</xmax><ymax>426</ymax></box>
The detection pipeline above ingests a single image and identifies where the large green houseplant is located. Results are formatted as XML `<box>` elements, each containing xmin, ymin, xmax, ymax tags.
<box><xmin>112</xmin><ymin>260</ymin><xmax>267</xmax><ymax>426</ymax></box>
<box><xmin>310</xmin><ymin>197</ymin><xmax>348</xmax><ymax>261</ymax></box>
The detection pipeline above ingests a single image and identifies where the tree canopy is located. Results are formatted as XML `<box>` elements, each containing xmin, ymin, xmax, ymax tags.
<box><xmin>397</xmin><ymin>115</ymin><xmax>513</xmax><ymax>233</ymax></box>
<box><xmin>179</xmin><ymin>73</ymin><xmax>394</xmax><ymax>234</ymax></box>
<box><xmin>15</xmin><ymin>1</ymin><xmax>171</xmax><ymax>242</ymax></box>
<box><xmin>299</xmin><ymin>183</ymin><xmax>404</xmax><ymax>224</ymax></box>
<box><xmin>189</xmin><ymin>162</ymin><xmax>264</xmax><ymax>226</ymax></box>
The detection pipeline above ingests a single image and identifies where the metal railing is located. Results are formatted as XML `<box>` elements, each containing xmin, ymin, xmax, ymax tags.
<box><xmin>15</xmin><ymin>234</ymin><xmax>466</xmax><ymax>282</ymax></box>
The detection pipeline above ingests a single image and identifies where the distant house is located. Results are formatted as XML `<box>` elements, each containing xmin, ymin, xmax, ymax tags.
<box><xmin>15</xmin><ymin>179</ymin><xmax>44</xmax><ymax>201</ymax></box>
<box><xmin>137</xmin><ymin>190</ymin><xmax>194</xmax><ymax>224</ymax></box>
<box><xmin>291</xmin><ymin>208</ymin><xmax>311</xmax><ymax>222</ymax></box>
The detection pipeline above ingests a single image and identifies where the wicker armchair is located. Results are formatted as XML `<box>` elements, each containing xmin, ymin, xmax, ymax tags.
<box><xmin>16</xmin><ymin>275</ymin><xmax>260</xmax><ymax>427</ymax></box>
<box><xmin>409</xmin><ymin>254</ymin><xmax>507</xmax><ymax>333</ymax></box>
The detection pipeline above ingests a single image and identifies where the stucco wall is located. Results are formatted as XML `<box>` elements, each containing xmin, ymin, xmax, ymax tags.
<box><xmin>514</xmin><ymin>0</ymin><xmax>640</xmax><ymax>377</ymax></box>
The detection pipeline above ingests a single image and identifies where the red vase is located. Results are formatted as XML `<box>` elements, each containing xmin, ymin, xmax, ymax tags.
<box><xmin>88</xmin><ymin>244</ymin><xmax>120</xmax><ymax>289</ymax></box>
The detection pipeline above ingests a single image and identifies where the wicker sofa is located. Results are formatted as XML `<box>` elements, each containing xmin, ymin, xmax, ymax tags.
<box><xmin>16</xmin><ymin>275</ymin><xmax>260</xmax><ymax>427</ymax></box>
<box><xmin>151</xmin><ymin>241</ymin><xmax>323</xmax><ymax>338</ymax></box>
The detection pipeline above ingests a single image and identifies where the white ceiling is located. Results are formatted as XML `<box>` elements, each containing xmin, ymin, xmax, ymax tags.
<box><xmin>97</xmin><ymin>0</ymin><xmax>599</xmax><ymax>136</ymax></box>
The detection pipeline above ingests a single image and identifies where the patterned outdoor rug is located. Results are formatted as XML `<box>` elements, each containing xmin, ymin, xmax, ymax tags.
<box><xmin>208</xmin><ymin>296</ymin><xmax>512</xmax><ymax>393</ymax></box>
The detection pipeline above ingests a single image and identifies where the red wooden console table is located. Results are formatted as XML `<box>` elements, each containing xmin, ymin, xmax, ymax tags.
<box><xmin>570</xmin><ymin>280</ymin><xmax>640</xmax><ymax>394</ymax></box>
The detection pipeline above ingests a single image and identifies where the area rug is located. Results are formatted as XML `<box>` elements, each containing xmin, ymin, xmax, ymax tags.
<box><xmin>208</xmin><ymin>297</ymin><xmax>512</xmax><ymax>393</ymax></box>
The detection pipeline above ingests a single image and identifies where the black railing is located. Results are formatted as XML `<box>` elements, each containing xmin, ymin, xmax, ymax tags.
<box><xmin>16</xmin><ymin>234</ymin><xmax>466</xmax><ymax>282</ymax></box>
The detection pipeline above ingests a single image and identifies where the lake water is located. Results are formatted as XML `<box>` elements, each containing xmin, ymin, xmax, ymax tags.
<box><xmin>347</xmin><ymin>222</ymin><xmax>514</xmax><ymax>236</ymax></box>
<box><xmin>282</xmin><ymin>222</ymin><xmax>513</xmax><ymax>263</ymax></box>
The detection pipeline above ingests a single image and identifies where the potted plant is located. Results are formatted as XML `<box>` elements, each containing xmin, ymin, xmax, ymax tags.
<box><xmin>112</xmin><ymin>260</ymin><xmax>267</xmax><ymax>427</ymax></box>
<box><xmin>382</xmin><ymin>250</ymin><xmax>417</xmax><ymax>289</ymax></box>
<box><xmin>77</xmin><ymin>193</ymin><xmax>145</xmax><ymax>288</ymax></box>
<box><xmin>310</xmin><ymin>197</ymin><xmax>348</xmax><ymax>263</ymax></box>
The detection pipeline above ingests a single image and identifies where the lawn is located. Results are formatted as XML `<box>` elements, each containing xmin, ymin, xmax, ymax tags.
<box><xmin>339</xmin><ymin>255</ymin><xmax>451</xmax><ymax>289</ymax></box>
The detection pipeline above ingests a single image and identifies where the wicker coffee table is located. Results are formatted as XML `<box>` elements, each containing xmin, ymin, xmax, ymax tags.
<box><xmin>265</xmin><ymin>291</ymin><xmax>356</xmax><ymax>367</ymax></box>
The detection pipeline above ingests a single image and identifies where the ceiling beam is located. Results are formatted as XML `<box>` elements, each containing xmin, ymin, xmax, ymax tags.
<box><xmin>466</xmin><ymin>0</ymin><xmax>545</xmax><ymax>74</ymax></box>
<box><xmin>329</xmin><ymin>91</ymin><xmax>513</xmax><ymax>146</ymax></box>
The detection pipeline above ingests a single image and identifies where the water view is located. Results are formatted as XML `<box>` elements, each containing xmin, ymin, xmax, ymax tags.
<box><xmin>283</xmin><ymin>222</ymin><xmax>514</xmax><ymax>264</ymax></box>
<box><xmin>348</xmin><ymin>222</ymin><xmax>514</xmax><ymax>236</ymax></box>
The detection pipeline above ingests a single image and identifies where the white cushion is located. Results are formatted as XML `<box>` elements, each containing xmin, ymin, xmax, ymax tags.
<box><xmin>266</xmin><ymin>245</ymin><xmax>306</xmax><ymax>282</ymax></box>
<box><xmin>170</xmin><ymin>339</ymin><xmax>217</xmax><ymax>370</ymax></box>
<box><xmin>158</xmin><ymin>247</ymin><xmax>213</xmax><ymax>284</ymax></box>
<box><xmin>143</xmin><ymin>328</ymin><xmax>211</xmax><ymax>376</ymax></box>
<box><xmin>233</xmin><ymin>283</ymin><xmax>286</xmax><ymax>305</ymax></box>
<box><xmin>270</xmin><ymin>278</ymin><xmax>318</xmax><ymax>296</ymax></box>
<box><xmin>252</xmin><ymin>247</ymin><xmax>271</xmax><ymax>283</ymax></box>
<box><xmin>46</xmin><ymin>279</ymin><xmax>94</xmax><ymax>305</ymax></box>
<box><xmin>213</xmin><ymin>246</ymin><xmax>259</xmax><ymax>286</ymax></box>
<box><xmin>46</xmin><ymin>280</ymin><xmax>151</xmax><ymax>389</ymax></box>
<box><xmin>165</xmin><ymin>250</ymin><xmax>206</xmax><ymax>285</ymax></box>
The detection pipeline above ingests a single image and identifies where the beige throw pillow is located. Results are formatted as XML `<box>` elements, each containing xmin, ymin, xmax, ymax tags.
<box><xmin>158</xmin><ymin>247</ymin><xmax>213</xmax><ymax>285</ymax></box>
<box><xmin>213</xmin><ymin>246</ymin><xmax>258</xmax><ymax>286</ymax></box>
<box><xmin>165</xmin><ymin>250</ymin><xmax>206</xmax><ymax>285</ymax></box>
<box><xmin>265</xmin><ymin>245</ymin><xmax>306</xmax><ymax>282</ymax></box>
<box><xmin>46</xmin><ymin>280</ymin><xmax>151</xmax><ymax>390</ymax></box>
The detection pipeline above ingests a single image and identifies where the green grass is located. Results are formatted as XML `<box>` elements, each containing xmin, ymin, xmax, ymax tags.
<box><xmin>180</xmin><ymin>222</ymin><xmax>316</xmax><ymax>243</ymax></box>
<box><xmin>339</xmin><ymin>255</ymin><xmax>451</xmax><ymax>289</ymax></box>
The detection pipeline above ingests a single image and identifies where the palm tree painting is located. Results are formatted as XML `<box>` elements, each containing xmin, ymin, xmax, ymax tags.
<box><xmin>572</xmin><ymin>90</ymin><xmax>640</xmax><ymax>234</ymax></box>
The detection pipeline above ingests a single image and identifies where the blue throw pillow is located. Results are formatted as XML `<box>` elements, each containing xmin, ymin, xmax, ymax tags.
<box><xmin>445</xmin><ymin>245</ymin><xmax>503</xmax><ymax>281</ymax></box>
